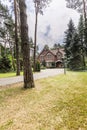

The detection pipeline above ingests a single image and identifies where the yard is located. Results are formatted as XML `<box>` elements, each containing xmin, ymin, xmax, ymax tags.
<box><xmin>0</xmin><ymin>72</ymin><xmax>87</xmax><ymax>130</ymax></box>
<box><xmin>0</xmin><ymin>72</ymin><xmax>23</xmax><ymax>78</ymax></box>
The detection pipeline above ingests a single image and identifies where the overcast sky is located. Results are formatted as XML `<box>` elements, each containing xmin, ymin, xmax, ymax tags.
<box><xmin>3</xmin><ymin>0</ymin><xmax>80</xmax><ymax>50</ymax></box>
<box><xmin>26</xmin><ymin>0</ymin><xmax>80</xmax><ymax>50</ymax></box>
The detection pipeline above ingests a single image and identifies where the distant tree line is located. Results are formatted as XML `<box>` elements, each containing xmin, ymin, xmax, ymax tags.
<box><xmin>42</xmin><ymin>43</ymin><xmax>64</xmax><ymax>51</ymax></box>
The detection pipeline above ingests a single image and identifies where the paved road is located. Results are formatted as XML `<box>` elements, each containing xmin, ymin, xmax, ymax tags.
<box><xmin>0</xmin><ymin>69</ymin><xmax>64</xmax><ymax>87</ymax></box>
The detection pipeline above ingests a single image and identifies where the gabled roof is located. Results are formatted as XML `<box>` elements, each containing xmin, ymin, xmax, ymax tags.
<box><xmin>50</xmin><ymin>49</ymin><xmax>58</xmax><ymax>55</ymax></box>
<box><xmin>38</xmin><ymin>49</ymin><xmax>48</xmax><ymax>58</ymax></box>
<box><xmin>44</xmin><ymin>49</ymin><xmax>55</xmax><ymax>57</ymax></box>
<box><xmin>38</xmin><ymin>48</ymin><xmax>65</xmax><ymax>58</ymax></box>
<box><xmin>50</xmin><ymin>48</ymin><xmax>65</xmax><ymax>56</ymax></box>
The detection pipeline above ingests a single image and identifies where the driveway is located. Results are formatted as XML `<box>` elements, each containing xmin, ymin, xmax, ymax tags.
<box><xmin>0</xmin><ymin>69</ymin><xmax>64</xmax><ymax>87</ymax></box>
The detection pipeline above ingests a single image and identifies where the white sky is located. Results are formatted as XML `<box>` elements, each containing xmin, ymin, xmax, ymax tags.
<box><xmin>2</xmin><ymin>0</ymin><xmax>80</xmax><ymax>50</ymax></box>
<box><xmin>27</xmin><ymin>0</ymin><xmax>80</xmax><ymax>50</ymax></box>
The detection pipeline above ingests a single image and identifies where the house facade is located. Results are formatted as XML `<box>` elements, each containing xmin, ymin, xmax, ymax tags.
<box><xmin>38</xmin><ymin>48</ymin><xmax>65</xmax><ymax>68</ymax></box>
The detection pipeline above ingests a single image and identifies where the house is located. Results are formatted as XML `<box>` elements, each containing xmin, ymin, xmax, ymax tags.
<box><xmin>38</xmin><ymin>48</ymin><xmax>65</xmax><ymax>68</ymax></box>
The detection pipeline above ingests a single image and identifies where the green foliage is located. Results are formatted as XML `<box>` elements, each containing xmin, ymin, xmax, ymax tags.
<box><xmin>78</xmin><ymin>15</ymin><xmax>86</xmax><ymax>69</ymax></box>
<box><xmin>0</xmin><ymin>56</ymin><xmax>12</xmax><ymax>73</ymax></box>
<box><xmin>35</xmin><ymin>60</ymin><xmax>41</xmax><ymax>72</ymax></box>
<box><xmin>64</xmin><ymin>19</ymin><xmax>84</xmax><ymax>70</ymax></box>
<box><xmin>64</xmin><ymin>19</ymin><xmax>76</xmax><ymax>59</ymax></box>
<box><xmin>52</xmin><ymin>43</ymin><xmax>64</xmax><ymax>49</ymax></box>
<box><xmin>51</xmin><ymin>62</ymin><xmax>55</xmax><ymax>68</ymax></box>
<box><xmin>43</xmin><ymin>44</ymin><xmax>49</xmax><ymax>50</ymax></box>
<box><xmin>20</xmin><ymin>58</ymin><xmax>23</xmax><ymax>71</ymax></box>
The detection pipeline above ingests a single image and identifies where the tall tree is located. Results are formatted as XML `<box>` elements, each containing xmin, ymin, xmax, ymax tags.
<box><xmin>64</xmin><ymin>19</ymin><xmax>76</xmax><ymax>61</ymax></box>
<box><xmin>14</xmin><ymin>0</ymin><xmax>20</xmax><ymax>75</ymax></box>
<box><xmin>78</xmin><ymin>15</ymin><xmax>86</xmax><ymax>68</ymax></box>
<box><xmin>19</xmin><ymin>0</ymin><xmax>34</xmax><ymax>88</ymax></box>
<box><xmin>65</xmin><ymin>0</ymin><xmax>87</xmax><ymax>52</ymax></box>
<box><xmin>69</xmin><ymin>32</ymin><xmax>82</xmax><ymax>70</ymax></box>
<box><xmin>64</xmin><ymin>19</ymin><xmax>83</xmax><ymax>70</ymax></box>
<box><xmin>33</xmin><ymin>0</ymin><xmax>51</xmax><ymax>71</ymax></box>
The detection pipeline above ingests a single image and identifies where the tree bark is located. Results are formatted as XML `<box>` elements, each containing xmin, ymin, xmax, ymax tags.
<box><xmin>83</xmin><ymin>0</ymin><xmax>86</xmax><ymax>23</ymax></box>
<box><xmin>14</xmin><ymin>0</ymin><xmax>20</xmax><ymax>75</ymax></box>
<box><xmin>34</xmin><ymin>8</ymin><xmax>38</xmax><ymax>71</ymax></box>
<box><xmin>81</xmin><ymin>40</ymin><xmax>86</xmax><ymax>69</ymax></box>
<box><xmin>82</xmin><ymin>0</ymin><xmax>86</xmax><ymax>67</ymax></box>
<box><xmin>19</xmin><ymin>0</ymin><xmax>35</xmax><ymax>88</ymax></box>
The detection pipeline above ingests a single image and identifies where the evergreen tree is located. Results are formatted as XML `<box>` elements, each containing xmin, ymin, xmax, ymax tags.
<box><xmin>43</xmin><ymin>44</ymin><xmax>49</xmax><ymax>50</ymax></box>
<box><xmin>69</xmin><ymin>32</ymin><xmax>82</xmax><ymax>70</ymax></box>
<box><xmin>64</xmin><ymin>19</ymin><xmax>76</xmax><ymax>63</ymax></box>
<box><xmin>14</xmin><ymin>0</ymin><xmax>20</xmax><ymax>75</ymax></box>
<box><xmin>65</xmin><ymin>0</ymin><xmax>87</xmax><ymax>56</ymax></box>
<box><xmin>78</xmin><ymin>15</ymin><xmax>86</xmax><ymax>69</ymax></box>
<box><xmin>64</xmin><ymin>19</ymin><xmax>83</xmax><ymax>70</ymax></box>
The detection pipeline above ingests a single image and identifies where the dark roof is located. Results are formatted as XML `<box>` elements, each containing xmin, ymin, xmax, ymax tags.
<box><xmin>50</xmin><ymin>48</ymin><xmax>65</xmax><ymax>56</ymax></box>
<box><xmin>38</xmin><ymin>48</ymin><xmax>65</xmax><ymax>58</ymax></box>
<box><xmin>50</xmin><ymin>49</ymin><xmax>58</xmax><ymax>55</ymax></box>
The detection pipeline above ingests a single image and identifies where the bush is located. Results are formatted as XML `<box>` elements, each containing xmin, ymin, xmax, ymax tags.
<box><xmin>41</xmin><ymin>65</ymin><xmax>46</xmax><ymax>70</ymax></box>
<box><xmin>35</xmin><ymin>60</ymin><xmax>40</xmax><ymax>72</ymax></box>
<box><xmin>51</xmin><ymin>62</ymin><xmax>56</xmax><ymax>68</ymax></box>
<box><xmin>42</xmin><ymin>60</ymin><xmax>46</xmax><ymax>67</ymax></box>
<box><xmin>0</xmin><ymin>56</ymin><xmax>12</xmax><ymax>73</ymax></box>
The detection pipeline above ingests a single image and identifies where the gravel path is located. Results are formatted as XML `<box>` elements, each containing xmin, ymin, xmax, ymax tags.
<box><xmin>0</xmin><ymin>69</ymin><xmax>64</xmax><ymax>87</ymax></box>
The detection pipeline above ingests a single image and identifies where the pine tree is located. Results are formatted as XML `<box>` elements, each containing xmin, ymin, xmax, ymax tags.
<box><xmin>19</xmin><ymin>0</ymin><xmax>34</xmax><ymax>88</ymax></box>
<box><xmin>78</xmin><ymin>15</ymin><xmax>86</xmax><ymax>69</ymax></box>
<box><xmin>69</xmin><ymin>32</ymin><xmax>82</xmax><ymax>70</ymax></box>
<box><xmin>64</xmin><ymin>19</ymin><xmax>83</xmax><ymax>70</ymax></box>
<box><xmin>65</xmin><ymin>0</ymin><xmax>87</xmax><ymax>56</ymax></box>
<box><xmin>64</xmin><ymin>19</ymin><xmax>76</xmax><ymax>63</ymax></box>
<box><xmin>33</xmin><ymin>0</ymin><xmax>51</xmax><ymax>71</ymax></box>
<box><xmin>14</xmin><ymin>0</ymin><xmax>20</xmax><ymax>75</ymax></box>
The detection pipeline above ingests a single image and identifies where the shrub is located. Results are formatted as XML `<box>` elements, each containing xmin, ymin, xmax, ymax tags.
<box><xmin>42</xmin><ymin>60</ymin><xmax>46</xmax><ymax>67</ymax></box>
<box><xmin>35</xmin><ymin>60</ymin><xmax>40</xmax><ymax>72</ymax></box>
<box><xmin>0</xmin><ymin>56</ymin><xmax>12</xmax><ymax>73</ymax></box>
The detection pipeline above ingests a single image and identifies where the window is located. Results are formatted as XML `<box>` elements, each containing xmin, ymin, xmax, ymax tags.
<box><xmin>47</xmin><ymin>53</ymin><xmax>51</xmax><ymax>59</ymax></box>
<box><xmin>57</xmin><ymin>53</ymin><xmax>62</xmax><ymax>59</ymax></box>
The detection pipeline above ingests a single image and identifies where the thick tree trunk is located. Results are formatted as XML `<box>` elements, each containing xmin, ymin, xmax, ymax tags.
<box><xmin>34</xmin><ymin>10</ymin><xmax>38</xmax><ymax>71</ymax></box>
<box><xmin>19</xmin><ymin>0</ymin><xmax>34</xmax><ymax>88</ymax></box>
<box><xmin>14</xmin><ymin>0</ymin><xmax>20</xmax><ymax>75</ymax></box>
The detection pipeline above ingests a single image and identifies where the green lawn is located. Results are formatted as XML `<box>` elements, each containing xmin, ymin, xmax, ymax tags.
<box><xmin>0</xmin><ymin>72</ymin><xmax>87</xmax><ymax>130</ymax></box>
<box><xmin>0</xmin><ymin>72</ymin><xmax>23</xmax><ymax>78</ymax></box>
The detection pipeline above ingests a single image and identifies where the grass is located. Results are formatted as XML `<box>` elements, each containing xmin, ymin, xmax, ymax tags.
<box><xmin>0</xmin><ymin>72</ymin><xmax>87</xmax><ymax>130</ymax></box>
<box><xmin>0</xmin><ymin>72</ymin><xmax>23</xmax><ymax>78</ymax></box>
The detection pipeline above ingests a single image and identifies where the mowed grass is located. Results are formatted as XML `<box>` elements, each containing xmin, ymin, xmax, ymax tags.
<box><xmin>0</xmin><ymin>72</ymin><xmax>23</xmax><ymax>78</ymax></box>
<box><xmin>0</xmin><ymin>72</ymin><xmax>87</xmax><ymax>130</ymax></box>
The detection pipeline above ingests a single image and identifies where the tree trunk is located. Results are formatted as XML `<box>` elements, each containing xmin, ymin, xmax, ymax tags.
<box><xmin>34</xmin><ymin>9</ymin><xmax>38</xmax><ymax>72</ymax></box>
<box><xmin>81</xmin><ymin>40</ymin><xmax>86</xmax><ymax>69</ymax></box>
<box><xmin>19</xmin><ymin>0</ymin><xmax>34</xmax><ymax>88</ymax></box>
<box><xmin>82</xmin><ymin>0</ymin><xmax>87</xmax><ymax>62</ymax></box>
<box><xmin>14</xmin><ymin>0</ymin><xmax>20</xmax><ymax>75</ymax></box>
<box><xmin>83</xmin><ymin>0</ymin><xmax>86</xmax><ymax>23</ymax></box>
